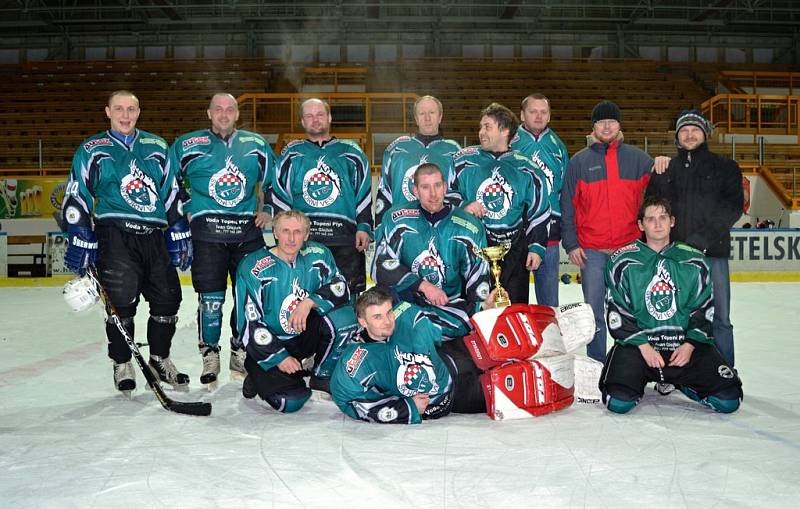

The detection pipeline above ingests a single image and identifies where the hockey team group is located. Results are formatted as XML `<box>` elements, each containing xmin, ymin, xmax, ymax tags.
<box><xmin>59</xmin><ymin>89</ymin><xmax>743</xmax><ymax>422</ymax></box>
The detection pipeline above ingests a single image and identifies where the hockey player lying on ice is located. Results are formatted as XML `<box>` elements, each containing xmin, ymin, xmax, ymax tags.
<box><xmin>600</xmin><ymin>196</ymin><xmax>743</xmax><ymax>414</ymax></box>
<box><xmin>331</xmin><ymin>286</ymin><xmax>597</xmax><ymax>423</ymax></box>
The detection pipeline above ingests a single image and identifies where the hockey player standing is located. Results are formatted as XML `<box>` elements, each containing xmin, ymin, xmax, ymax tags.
<box><xmin>374</xmin><ymin>95</ymin><xmax>461</xmax><ymax>225</ymax></box>
<box><xmin>372</xmin><ymin>162</ymin><xmax>491</xmax><ymax>341</ymax></box>
<box><xmin>511</xmin><ymin>93</ymin><xmax>568</xmax><ymax>306</ymax></box>
<box><xmin>168</xmin><ymin>92</ymin><xmax>276</xmax><ymax>387</ymax></box>
<box><xmin>63</xmin><ymin>90</ymin><xmax>192</xmax><ymax>393</ymax></box>
<box><xmin>271</xmin><ymin>98</ymin><xmax>373</xmax><ymax>296</ymax></box>
<box><xmin>331</xmin><ymin>287</ymin><xmax>486</xmax><ymax>424</ymax></box>
<box><xmin>600</xmin><ymin>196</ymin><xmax>742</xmax><ymax>414</ymax></box>
<box><xmin>451</xmin><ymin>102</ymin><xmax>551</xmax><ymax>305</ymax></box>
<box><xmin>236</xmin><ymin>210</ymin><xmax>358</xmax><ymax>412</ymax></box>
<box><xmin>645</xmin><ymin>110</ymin><xmax>743</xmax><ymax>367</ymax></box>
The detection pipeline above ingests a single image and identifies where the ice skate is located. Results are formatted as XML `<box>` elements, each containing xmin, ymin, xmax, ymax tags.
<box><xmin>113</xmin><ymin>360</ymin><xmax>136</xmax><ymax>398</ymax></box>
<box><xmin>229</xmin><ymin>342</ymin><xmax>247</xmax><ymax>381</ymax></box>
<box><xmin>148</xmin><ymin>355</ymin><xmax>190</xmax><ymax>391</ymax></box>
<box><xmin>199</xmin><ymin>345</ymin><xmax>220</xmax><ymax>391</ymax></box>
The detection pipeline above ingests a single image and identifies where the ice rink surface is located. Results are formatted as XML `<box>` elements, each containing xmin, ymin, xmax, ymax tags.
<box><xmin>1</xmin><ymin>282</ymin><xmax>798</xmax><ymax>508</ymax></box>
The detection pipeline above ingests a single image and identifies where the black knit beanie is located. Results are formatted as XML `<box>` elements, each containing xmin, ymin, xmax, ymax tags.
<box><xmin>591</xmin><ymin>101</ymin><xmax>622</xmax><ymax>124</ymax></box>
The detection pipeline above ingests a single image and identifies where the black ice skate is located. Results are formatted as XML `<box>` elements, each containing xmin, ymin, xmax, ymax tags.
<box><xmin>113</xmin><ymin>360</ymin><xmax>136</xmax><ymax>397</ymax></box>
<box><xmin>199</xmin><ymin>344</ymin><xmax>220</xmax><ymax>390</ymax></box>
<box><xmin>148</xmin><ymin>355</ymin><xmax>190</xmax><ymax>391</ymax></box>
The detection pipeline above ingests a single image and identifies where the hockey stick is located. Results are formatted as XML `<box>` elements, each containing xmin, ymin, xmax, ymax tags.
<box><xmin>86</xmin><ymin>267</ymin><xmax>212</xmax><ymax>417</ymax></box>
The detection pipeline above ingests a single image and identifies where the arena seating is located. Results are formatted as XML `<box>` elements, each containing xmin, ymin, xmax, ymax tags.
<box><xmin>0</xmin><ymin>58</ymin><xmax>797</xmax><ymax>205</ymax></box>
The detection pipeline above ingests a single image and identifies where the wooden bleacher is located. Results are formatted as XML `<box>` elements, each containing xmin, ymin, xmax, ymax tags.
<box><xmin>0</xmin><ymin>58</ymin><xmax>797</xmax><ymax>205</ymax></box>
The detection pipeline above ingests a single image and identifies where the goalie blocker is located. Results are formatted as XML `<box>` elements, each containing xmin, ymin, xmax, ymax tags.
<box><xmin>463</xmin><ymin>303</ymin><xmax>595</xmax><ymax>420</ymax></box>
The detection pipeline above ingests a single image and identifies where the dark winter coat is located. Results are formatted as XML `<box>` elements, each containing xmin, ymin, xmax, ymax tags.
<box><xmin>645</xmin><ymin>142</ymin><xmax>743</xmax><ymax>258</ymax></box>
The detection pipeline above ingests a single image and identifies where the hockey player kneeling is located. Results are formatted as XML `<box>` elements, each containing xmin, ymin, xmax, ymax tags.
<box><xmin>464</xmin><ymin>302</ymin><xmax>596</xmax><ymax>420</ymax></box>
<box><xmin>236</xmin><ymin>211</ymin><xmax>358</xmax><ymax>413</ymax></box>
<box><xmin>599</xmin><ymin>197</ymin><xmax>742</xmax><ymax>414</ymax></box>
<box><xmin>331</xmin><ymin>287</ymin><xmax>486</xmax><ymax>424</ymax></box>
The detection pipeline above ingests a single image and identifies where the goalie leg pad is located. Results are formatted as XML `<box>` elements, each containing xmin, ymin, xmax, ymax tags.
<box><xmin>468</xmin><ymin>304</ymin><xmax>592</xmax><ymax>369</ymax></box>
<box><xmin>573</xmin><ymin>355</ymin><xmax>604</xmax><ymax>404</ymax></box>
<box><xmin>482</xmin><ymin>355</ymin><xmax>575</xmax><ymax>420</ymax></box>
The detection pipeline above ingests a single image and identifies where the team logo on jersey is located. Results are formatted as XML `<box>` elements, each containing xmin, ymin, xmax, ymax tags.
<box><xmin>401</xmin><ymin>155</ymin><xmax>428</xmax><ymax>201</ymax></box>
<box><xmin>278</xmin><ymin>279</ymin><xmax>310</xmax><ymax>334</ymax></box>
<box><xmin>476</xmin><ymin>168</ymin><xmax>514</xmax><ymax>220</ymax></box>
<box><xmin>253</xmin><ymin>328</ymin><xmax>273</xmax><ymax>346</ymax></box>
<box><xmin>477</xmin><ymin>282</ymin><xmax>490</xmax><ymax>300</ymax></box>
<box><xmin>644</xmin><ymin>260</ymin><xmax>677</xmax><ymax>321</ymax></box>
<box><xmin>302</xmin><ymin>156</ymin><xmax>341</xmax><ymax>208</ymax></box>
<box><xmin>209</xmin><ymin>156</ymin><xmax>247</xmax><ymax>208</ymax></box>
<box><xmin>119</xmin><ymin>161</ymin><xmax>157</xmax><ymax>213</ymax></box>
<box><xmin>394</xmin><ymin>348</ymin><xmax>438</xmax><ymax>397</ymax></box>
<box><xmin>411</xmin><ymin>238</ymin><xmax>446</xmax><ymax>287</ymax></box>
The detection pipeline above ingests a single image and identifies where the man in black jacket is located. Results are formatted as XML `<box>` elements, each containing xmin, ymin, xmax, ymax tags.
<box><xmin>645</xmin><ymin>110</ymin><xmax>743</xmax><ymax>367</ymax></box>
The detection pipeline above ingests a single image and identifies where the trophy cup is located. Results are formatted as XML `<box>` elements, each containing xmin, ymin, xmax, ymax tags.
<box><xmin>477</xmin><ymin>243</ymin><xmax>511</xmax><ymax>308</ymax></box>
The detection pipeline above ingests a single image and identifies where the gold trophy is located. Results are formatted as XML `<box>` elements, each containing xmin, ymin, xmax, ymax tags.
<box><xmin>477</xmin><ymin>243</ymin><xmax>511</xmax><ymax>308</ymax></box>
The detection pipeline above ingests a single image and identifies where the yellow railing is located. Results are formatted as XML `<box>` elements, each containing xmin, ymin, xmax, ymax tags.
<box><xmin>236</xmin><ymin>92</ymin><xmax>419</xmax><ymax>170</ymax></box>
<box><xmin>718</xmin><ymin>70</ymin><xmax>800</xmax><ymax>95</ymax></box>
<box><xmin>701</xmin><ymin>94</ymin><xmax>800</xmax><ymax>137</ymax></box>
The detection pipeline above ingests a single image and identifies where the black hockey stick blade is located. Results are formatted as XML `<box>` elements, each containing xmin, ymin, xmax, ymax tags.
<box><xmin>87</xmin><ymin>267</ymin><xmax>212</xmax><ymax>417</ymax></box>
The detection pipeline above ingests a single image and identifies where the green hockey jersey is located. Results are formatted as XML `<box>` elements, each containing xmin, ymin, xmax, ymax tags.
<box><xmin>511</xmin><ymin>125</ymin><xmax>568</xmax><ymax>217</ymax></box>
<box><xmin>372</xmin><ymin>202</ymin><xmax>490</xmax><ymax>339</ymax></box>
<box><xmin>331</xmin><ymin>301</ymin><xmax>453</xmax><ymax>424</ymax></box>
<box><xmin>272</xmin><ymin>138</ymin><xmax>373</xmax><ymax>246</ymax></box>
<box><xmin>168</xmin><ymin>129</ymin><xmax>276</xmax><ymax>242</ymax></box>
<box><xmin>605</xmin><ymin>240</ymin><xmax>715</xmax><ymax>351</ymax></box>
<box><xmin>451</xmin><ymin>146</ymin><xmax>551</xmax><ymax>256</ymax></box>
<box><xmin>63</xmin><ymin>129</ymin><xmax>178</xmax><ymax>228</ymax></box>
<box><xmin>235</xmin><ymin>241</ymin><xmax>352</xmax><ymax>371</ymax></box>
<box><xmin>375</xmin><ymin>134</ymin><xmax>461</xmax><ymax>224</ymax></box>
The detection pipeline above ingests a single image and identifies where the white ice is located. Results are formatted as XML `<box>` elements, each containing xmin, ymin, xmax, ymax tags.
<box><xmin>1</xmin><ymin>282</ymin><xmax>799</xmax><ymax>508</ymax></box>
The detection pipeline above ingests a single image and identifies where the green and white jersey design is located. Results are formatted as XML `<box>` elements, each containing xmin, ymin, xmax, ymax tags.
<box><xmin>272</xmin><ymin>138</ymin><xmax>373</xmax><ymax>246</ymax></box>
<box><xmin>235</xmin><ymin>242</ymin><xmax>351</xmax><ymax>372</ymax></box>
<box><xmin>169</xmin><ymin>129</ymin><xmax>275</xmax><ymax>242</ymax></box>
<box><xmin>372</xmin><ymin>202</ymin><xmax>490</xmax><ymax>339</ymax></box>
<box><xmin>605</xmin><ymin>240</ymin><xmax>715</xmax><ymax>351</ymax></box>
<box><xmin>375</xmin><ymin>134</ymin><xmax>461</xmax><ymax>224</ymax></box>
<box><xmin>452</xmin><ymin>146</ymin><xmax>550</xmax><ymax>256</ymax></box>
<box><xmin>511</xmin><ymin>125</ymin><xmax>568</xmax><ymax>217</ymax></box>
<box><xmin>63</xmin><ymin>129</ymin><xmax>177</xmax><ymax>228</ymax></box>
<box><xmin>331</xmin><ymin>301</ymin><xmax>452</xmax><ymax>424</ymax></box>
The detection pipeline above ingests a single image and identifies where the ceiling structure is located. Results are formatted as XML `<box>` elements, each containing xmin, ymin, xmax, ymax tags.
<box><xmin>0</xmin><ymin>1</ymin><xmax>797</xmax><ymax>59</ymax></box>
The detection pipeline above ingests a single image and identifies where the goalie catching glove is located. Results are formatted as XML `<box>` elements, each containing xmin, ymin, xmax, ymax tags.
<box><xmin>464</xmin><ymin>302</ymin><xmax>595</xmax><ymax>370</ymax></box>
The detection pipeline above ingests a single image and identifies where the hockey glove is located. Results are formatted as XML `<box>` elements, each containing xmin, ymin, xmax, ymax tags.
<box><xmin>65</xmin><ymin>225</ymin><xmax>98</xmax><ymax>276</ymax></box>
<box><xmin>164</xmin><ymin>218</ymin><xmax>193</xmax><ymax>271</ymax></box>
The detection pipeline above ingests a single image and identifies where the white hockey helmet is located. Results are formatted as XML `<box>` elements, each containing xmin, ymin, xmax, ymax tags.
<box><xmin>63</xmin><ymin>275</ymin><xmax>100</xmax><ymax>312</ymax></box>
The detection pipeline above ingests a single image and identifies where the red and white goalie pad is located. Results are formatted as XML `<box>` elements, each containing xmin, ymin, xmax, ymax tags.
<box><xmin>481</xmin><ymin>355</ymin><xmax>575</xmax><ymax>420</ymax></box>
<box><xmin>465</xmin><ymin>303</ymin><xmax>594</xmax><ymax>370</ymax></box>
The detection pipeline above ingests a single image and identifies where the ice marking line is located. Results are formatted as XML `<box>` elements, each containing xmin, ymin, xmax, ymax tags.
<box><xmin>0</xmin><ymin>343</ymin><xmax>96</xmax><ymax>387</ymax></box>
<box><xmin>726</xmin><ymin>417</ymin><xmax>800</xmax><ymax>450</ymax></box>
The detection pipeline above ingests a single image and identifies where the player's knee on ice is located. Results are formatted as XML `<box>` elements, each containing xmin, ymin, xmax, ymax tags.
<box><xmin>264</xmin><ymin>387</ymin><xmax>311</xmax><ymax>413</ymax></box>
<box><xmin>603</xmin><ymin>384</ymin><xmax>640</xmax><ymax>414</ymax></box>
